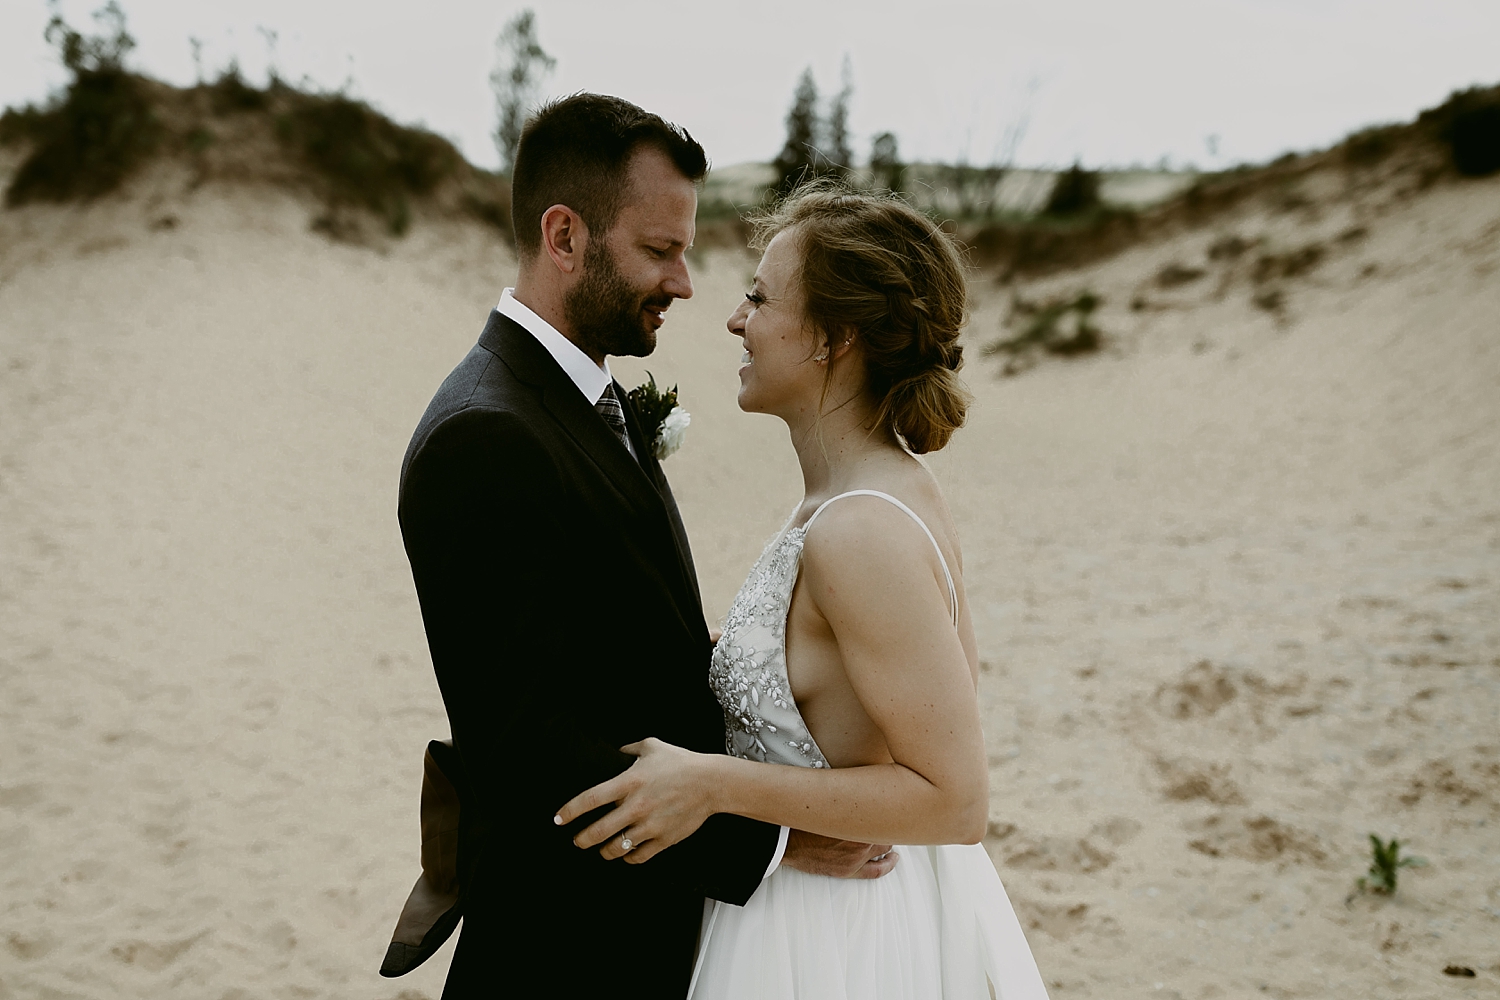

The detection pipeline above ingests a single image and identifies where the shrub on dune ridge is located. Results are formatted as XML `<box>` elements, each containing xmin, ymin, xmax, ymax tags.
<box><xmin>2</xmin><ymin>2</ymin><xmax>160</xmax><ymax>206</ymax></box>
<box><xmin>1340</xmin><ymin>124</ymin><xmax>1403</xmax><ymax>167</ymax></box>
<box><xmin>1043</xmin><ymin>163</ymin><xmax>1101</xmax><ymax>217</ymax></box>
<box><xmin>208</xmin><ymin>63</ymin><xmax>269</xmax><ymax>116</ymax></box>
<box><xmin>1417</xmin><ymin>85</ymin><xmax>1500</xmax><ymax>177</ymax></box>
<box><xmin>956</xmin><ymin>82</ymin><xmax>1500</xmax><ymax>280</ymax></box>
<box><xmin>0</xmin><ymin>105</ymin><xmax>49</xmax><ymax>147</ymax></box>
<box><xmin>276</xmin><ymin>92</ymin><xmax>462</xmax><ymax>236</ymax></box>
<box><xmin>1440</xmin><ymin>98</ymin><xmax>1500</xmax><ymax>177</ymax></box>
<box><xmin>964</xmin><ymin>209</ymin><xmax>1140</xmax><ymax>278</ymax></box>
<box><xmin>0</xmin><ymin>2</ymin><xmax>511</xmax><ymax>241</ymax></box>
<box><xmin>958</xmin><ymin>163</ymin><xmax>1131</xmax><ymax>277</ymax></box>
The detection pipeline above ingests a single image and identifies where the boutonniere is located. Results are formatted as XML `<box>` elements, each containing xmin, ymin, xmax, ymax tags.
<box><xmin>627</xmin><ymin>373</ymin><xmax>691</xmax><ymax>460</ymax></box>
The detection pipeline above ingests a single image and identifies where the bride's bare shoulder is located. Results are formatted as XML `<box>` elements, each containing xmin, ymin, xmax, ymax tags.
<box><xmin>801</xmin><ymin>469</ymin><xmax>961</xmax><ymax>580</ymax></box>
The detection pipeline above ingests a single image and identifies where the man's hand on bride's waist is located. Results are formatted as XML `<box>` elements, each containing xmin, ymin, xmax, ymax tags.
<box><xmin>781</xmin><ymin>831</ymin><xmax>899</xmax><ymax>879</ymax></box>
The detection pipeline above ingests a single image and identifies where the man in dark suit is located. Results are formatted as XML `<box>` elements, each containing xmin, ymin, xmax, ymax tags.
<box><xmin>397</xmin><ymin>95</ymin><xmax>893</xmax><ymax>998</ymax></box>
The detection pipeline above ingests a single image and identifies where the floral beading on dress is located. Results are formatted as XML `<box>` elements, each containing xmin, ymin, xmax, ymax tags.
<box><xmin>708</xmin><ymin>517</ymin><xmax>830</xmax><ymax>770</ymax></box>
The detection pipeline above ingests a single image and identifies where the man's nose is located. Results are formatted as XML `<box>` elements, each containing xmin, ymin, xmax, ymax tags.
<box><xmin>665</xmin><ymin>256</ymin><xmax>693</xmax><ymax>301</ymax></box>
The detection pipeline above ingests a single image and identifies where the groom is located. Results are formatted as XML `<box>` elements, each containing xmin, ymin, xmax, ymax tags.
<box><xmin>398</xmin><ymin>94</ymin><xmax>893</xmax><ymax>998</ymax></box>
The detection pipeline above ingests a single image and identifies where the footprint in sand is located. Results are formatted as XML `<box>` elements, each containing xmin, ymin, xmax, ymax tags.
<box><xmin>1397</xmin><ymin>748</ymin><xmax>1500</xmax><ymax>810</ymax></box>
<box><xmin>1155</xmin><ymin>758</ymin><xmax>1246</xmax><ymax>806</ymax></box>
<box><xmin>988</xmin><ymin>817</ymin><xmax>1142</xmax><ymax>875</ymax></box>
<box><xmin>1185</xmin><ymin>813</ymin><xmax>1328</xmax><ymax>865</ymax></box>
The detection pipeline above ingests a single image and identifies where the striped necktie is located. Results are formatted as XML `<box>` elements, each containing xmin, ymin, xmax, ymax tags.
<box><xmin>595</xmin><ymin>384</ymin><xmax>636</xmax><ymax>457</ymax></box>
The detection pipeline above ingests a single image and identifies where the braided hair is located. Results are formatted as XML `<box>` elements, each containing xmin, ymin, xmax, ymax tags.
<box><xmin>749</xmin><ymin>182</ymin><xmax>971</xmax><ymax>454</ymax></box>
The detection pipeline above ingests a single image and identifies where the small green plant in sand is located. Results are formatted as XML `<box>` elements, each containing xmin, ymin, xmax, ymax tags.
<box><xmin>1355</xmin><ymin>834</ymin><xmax>1426</xmax><ymax>896</ymax></box>
<box><xmin>986</xmin><ymin>291</ymin><xmax>1104</xmax><ymax>369</ymax></box>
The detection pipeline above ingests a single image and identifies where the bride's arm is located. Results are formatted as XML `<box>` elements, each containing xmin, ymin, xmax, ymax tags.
<box><xmin>555</xmin><ymin>501</ymin><xmax>990</xmax><ymax>860</ymax></box>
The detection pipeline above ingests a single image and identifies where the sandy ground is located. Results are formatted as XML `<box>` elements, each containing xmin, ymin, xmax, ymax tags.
<box><xmin>0</xmin><ymin>159</ymin><xmax>1497</xmax><ymax>999</ymax></box>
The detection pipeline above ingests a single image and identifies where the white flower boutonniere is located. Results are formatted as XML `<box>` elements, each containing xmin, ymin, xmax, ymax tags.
<box><xmin>657</xmin><ymin>406</ymin><xmax>690</xmax><ymax>460</ymax></box>
<box><xmin>627</xmin><ymin>373</ymin><xmax>691</xmax><ymax>461</ymax></box>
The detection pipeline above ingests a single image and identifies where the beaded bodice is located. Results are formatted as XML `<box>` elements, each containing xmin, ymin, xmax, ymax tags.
<box><xmin>708</xmin><ymin>490</ymin><xmax>959</xmax><ymax>772</ymax></box>
<box><xmin>708</xmin><ymin>516</ymin><xmax>831</xmax><ymax>769</ymax></box>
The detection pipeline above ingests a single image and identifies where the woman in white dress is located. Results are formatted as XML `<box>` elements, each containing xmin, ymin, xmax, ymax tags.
<box><xmin>556</xmin><ymin>185</ymin><xmax>1050</xmax><ymax>999</ymax></box>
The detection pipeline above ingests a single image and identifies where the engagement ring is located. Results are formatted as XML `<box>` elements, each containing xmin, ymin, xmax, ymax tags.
<box><xmin>619</xmin><ymin>836</ymin><xmax>634</xmax><ymax>852</ymax></box>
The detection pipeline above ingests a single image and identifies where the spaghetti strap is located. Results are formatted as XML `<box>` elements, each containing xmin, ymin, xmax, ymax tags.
<box><xmin>804</xmin><ymin>490</ymin><xmax>959</xmax><ymax>626</ymax></box>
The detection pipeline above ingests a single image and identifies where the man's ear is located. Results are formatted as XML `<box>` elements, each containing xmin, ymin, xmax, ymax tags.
<box><xmin>540</xmin><ymin>204</ymin><xmax>588</xmax><ymax>275</ymax></box>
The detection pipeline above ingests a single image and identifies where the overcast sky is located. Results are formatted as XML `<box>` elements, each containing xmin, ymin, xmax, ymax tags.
<box><xmin>2</xmin><ymin>0</ymin><xmax>1496</xmax><ymax>172</ymax></box>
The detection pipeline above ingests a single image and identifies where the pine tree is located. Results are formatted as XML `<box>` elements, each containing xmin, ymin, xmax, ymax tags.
<box><xmin>490</xmin><ymin>10</ymin><xmax>555</xmax><ymax>177</ymax></box>
<box><xmin>869</xmin><ymin>131</ymin><xmax>905</xmax><ymax>193</ymax></box>
<box><xmin>825</xmin><ymin>56</ymin><xmax>854</xmax><ymax>176</ymax></box>
<box><xmin>773</xmin><ymin>68</ymin><xmax>820</xmax><ymax>195</ymax></box>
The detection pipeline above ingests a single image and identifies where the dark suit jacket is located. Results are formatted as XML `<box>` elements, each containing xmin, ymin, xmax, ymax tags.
<box><xmin>398</xmin><ymin>311</ymin><xmax>779</xmax><ymax>998</ymax></box>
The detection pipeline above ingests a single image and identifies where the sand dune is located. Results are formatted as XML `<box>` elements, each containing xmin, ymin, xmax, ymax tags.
<box><xmin>0</xmin><ymin>154</ymin><xmax>1497</xmax><ymax>999</ymax></box>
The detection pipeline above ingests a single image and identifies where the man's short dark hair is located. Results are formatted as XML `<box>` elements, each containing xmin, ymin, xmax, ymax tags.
<box><xmin>511</xmin><ymin>93</ymin><xmax>708</xmax><ymax>258</ymax></box>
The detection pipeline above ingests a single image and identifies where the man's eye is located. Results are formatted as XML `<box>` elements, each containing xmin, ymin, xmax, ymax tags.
<box><xmin>648</xmin><ymin>247</ymin><xmax>669</xmax><ymax>258</ymax></box>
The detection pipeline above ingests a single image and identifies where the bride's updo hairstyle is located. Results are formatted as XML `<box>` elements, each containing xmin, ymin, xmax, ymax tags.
<box><xmin>750</xmin><ymin>183</ymin><xmax>972</xmax><ymax>454</ymax></box>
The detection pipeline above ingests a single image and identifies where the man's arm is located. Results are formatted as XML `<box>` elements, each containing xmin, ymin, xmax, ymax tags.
<box><xmin>401</xmin><ymin>407</ymin><xmax>777</xmax><ymax>903</ymax></box>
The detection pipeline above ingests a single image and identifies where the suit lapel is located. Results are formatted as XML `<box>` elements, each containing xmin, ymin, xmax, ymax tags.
<box><xmin>480</xmin><ymin>312</ymin><xmax>706</xmax><ymax>629</ymax></box>
<box><xmin>480</xmin><ymin>314</ymin><xmax>660</xmax><ymax>516</ymax></box>
<box><xmin>618</xmin><ymin>383</ymin><xmax>705</xmax><ymax>622</ymax></box>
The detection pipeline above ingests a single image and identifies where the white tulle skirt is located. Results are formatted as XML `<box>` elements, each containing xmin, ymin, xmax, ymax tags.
<box><xmin>689</xmin><ymin>843</ymin><xmax>1050</xmax><ymax>1000</ymax></box>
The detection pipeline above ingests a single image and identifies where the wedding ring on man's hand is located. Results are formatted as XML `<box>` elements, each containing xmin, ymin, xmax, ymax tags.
<box><xmin>619</xmin><ymin>836</ymin><xmax>635</xmax><ymax>852</ymax></box>
<box><xmin>870</xmin><ymin>852</ymin><xmax>890</xmax><ymax>862</ymax></box>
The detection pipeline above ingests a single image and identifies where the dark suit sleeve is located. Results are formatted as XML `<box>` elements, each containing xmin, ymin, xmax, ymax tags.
<box><xmin>400</xmin><ymin>406</ymin><xmax>776</xmax><ymax>904</ymax></box>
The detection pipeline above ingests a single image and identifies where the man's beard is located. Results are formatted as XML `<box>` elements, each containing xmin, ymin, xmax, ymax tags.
<box><xmin>564</xmin><ymin>237</ymin><xmax>668</xmax><ymax>359</ymax></box>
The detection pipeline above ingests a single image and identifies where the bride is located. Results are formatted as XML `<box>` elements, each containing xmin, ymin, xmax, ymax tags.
<box><xmin>555</xmin><ymin>185</ymin><xmax>1050</xmax><ymax>999</ymax></box>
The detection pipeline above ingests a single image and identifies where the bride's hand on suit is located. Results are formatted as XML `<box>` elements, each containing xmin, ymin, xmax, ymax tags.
<box><xmin>555</xmin><ymin>737</ymin><xmax>719</xmax><ymax>863</ymax></box>
<box><xmin>555</xmin><ymin>740</ymin><xmax>900</xmax><ymax>877</ymax></box>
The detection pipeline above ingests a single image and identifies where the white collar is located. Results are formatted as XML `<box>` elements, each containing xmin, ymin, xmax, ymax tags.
<box><xmin>497</xmin><ymin>288</ymin><xmax>613</xmax><ymax>405</ymax></box>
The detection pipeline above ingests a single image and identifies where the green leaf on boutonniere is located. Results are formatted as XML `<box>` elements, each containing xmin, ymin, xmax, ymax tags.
<box><xmin>627</xmin><ymin>372</ymin><xmax>690</xmax><ymax>460</ymax></box>
<box><xmin>627</xmin><ymin>372</ymin><xmax>678</xmax><ymax>432</ymax></box>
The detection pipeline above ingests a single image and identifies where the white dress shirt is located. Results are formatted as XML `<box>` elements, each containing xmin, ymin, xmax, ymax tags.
<box><xmin>498</xmin><ymin>289</ymin><xmax>613</xmax><ymax>404</ymax></box>
<box><xmin>497</xmin><ymin>289</ymin><xmax>790</xmax><ymax>879</ymax></box>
